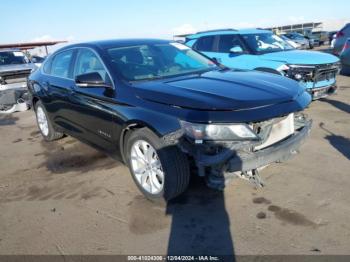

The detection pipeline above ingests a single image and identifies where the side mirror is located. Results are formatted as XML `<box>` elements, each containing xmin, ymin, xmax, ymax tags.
<box><xmin>229</xmin><ymin>46</ymin><xmax>244</xmax><ymax>54</ymax></box>
<box><xmin>75</xmin><ymin>72</ymin><xmax>111</xmax><ymax>88</ymax></box>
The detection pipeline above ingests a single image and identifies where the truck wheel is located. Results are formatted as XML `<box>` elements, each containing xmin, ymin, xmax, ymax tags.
<box><xmin>125</xmin><ymin>128</ymin><xmax>190</xmax><ymax>201</ymax></box>
<box><xmin>34</xmin><ymin>101</ymin><xmax>64</xmax><ymax>141</ymax></box>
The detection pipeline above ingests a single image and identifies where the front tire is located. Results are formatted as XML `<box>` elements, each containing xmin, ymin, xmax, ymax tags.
<box><xmin>125</xmin><ymin>128</ymin><xmax>190</xmax><ymax>201</ymax></box>
<box><xmin>34</xmin><ymin>101</ymin><xmax>64</xmax><ymax>141</ymax></box>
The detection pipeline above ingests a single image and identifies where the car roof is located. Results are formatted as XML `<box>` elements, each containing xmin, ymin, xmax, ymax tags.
<box><xmin>58</xmin><ymin>39</ymin><xmax>171</xmax><ymax>52</ymax></box>
<box><xmin>187</xmin><ymin>28</ymin><xmax>272</xmax><ymax>39</ymax></box>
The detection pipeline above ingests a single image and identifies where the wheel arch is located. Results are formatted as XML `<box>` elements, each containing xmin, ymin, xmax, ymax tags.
<box><xmin>119</xmin><ymin>120</ymin><xmax>166</xmax><ymax>164</ymax></box>
<box><xmin>32</xmin><ymin>96</ymin><xmax>40</xmax><ymax>109</ymax></box>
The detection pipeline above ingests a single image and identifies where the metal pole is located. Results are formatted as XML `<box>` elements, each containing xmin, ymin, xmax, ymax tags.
<box><xmin>45</xmin><ymin>45</ymin><xmax>48</xmax><ymax>56</ymax></box>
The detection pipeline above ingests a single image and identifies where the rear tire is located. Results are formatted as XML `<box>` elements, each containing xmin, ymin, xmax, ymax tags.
<box><xmin>34</xmin><ymin>101</ymin><xmax>64</xmax><ymax>141</ymax></box>
<box><xmin>125</xmin><ymin>128</ymin><xmax>190</xmax><ymax>201</ymax></box>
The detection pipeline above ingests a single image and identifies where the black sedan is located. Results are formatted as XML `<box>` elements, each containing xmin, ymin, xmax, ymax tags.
<box><xmin>28</xmin><ymin>39</ymin><xmax>312</xmax><ymax>201</ymax></box>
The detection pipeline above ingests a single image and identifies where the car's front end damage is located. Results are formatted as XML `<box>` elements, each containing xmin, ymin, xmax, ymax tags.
<box><xmin>283</xmin><ymin>63</ymin><xmax>341</xmax><ymax>100</ymax></box>
<box><xmin>165</xmin><ymin>113</ymin><xmax>312</xmax><ymax>189</ymax></box>
<box><xmin>0</xmin><ymin>50</ymin><xmax>36</xmax><ymax>113</ymax></box>
<box><xmin>134</xmin><ymin>68</ymin><xmax>313</xmax><ymax>190</ymax></box>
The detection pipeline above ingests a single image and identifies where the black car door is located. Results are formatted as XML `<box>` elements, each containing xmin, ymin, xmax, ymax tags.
<box><xmin>67</xmin><ymin>48</ymin><xmax>116</xmax><ymax>153</ymax></box>
<box><xmin>43</xmin><ymin>49</ymin><xmax>78</xmax><ymax>133</ymax></box>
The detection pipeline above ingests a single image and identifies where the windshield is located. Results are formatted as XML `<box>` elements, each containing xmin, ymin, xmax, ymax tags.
<box><xmin>106</xmin><ymin>42</ymin><xmax>217</xmax><ymax>81</ymax></box>
<box><xmin>0</xmin><ymin>51</ymin><xmax>30</xmax><ymax>66</ymax></box>
<box><xmin>242</xmin><ymin>33</ymin><xmax>295</xmax><ymax>54</ymax></box>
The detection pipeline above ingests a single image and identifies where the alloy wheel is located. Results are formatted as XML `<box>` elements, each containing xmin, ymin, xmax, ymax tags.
<box><xmin>36</xmin><ymin>106</ymin><xmax>49</xmax><ymax>136</ymax></box>
<box><xmin>130</xmin><ymin>140</ymin><xmax>164</xmax><ymax>194</ymax></box>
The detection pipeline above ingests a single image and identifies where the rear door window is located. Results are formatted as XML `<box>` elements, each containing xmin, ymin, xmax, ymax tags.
<box><xmin>51</xmin><ymin>50</ymin><xmax>74</xmax><ymax>78</ymax></box>
<box><xmin>194</xmin><ymin>36</ymin><xmax>215</xmax><ymax>52</ymax></box>
<box><xmin>217</xmin><ymin>35</ymin><xmax>245</xmax><ymax>53</ymax></box>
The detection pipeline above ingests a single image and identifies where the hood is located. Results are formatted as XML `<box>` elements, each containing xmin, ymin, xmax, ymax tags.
<box><xmin>260</xmin><ymin>50</ymin><xmax>339</xmax><ymax>65</ymax></box>
<box><xmin>0</xmin><ymin>63</ymin><xmax>36</xmax><ymax>76</ymax></box>
<box><xmin>133</xmin><ymin>70</ymin><xmax>307</xmax><ymax>111</ymax></box>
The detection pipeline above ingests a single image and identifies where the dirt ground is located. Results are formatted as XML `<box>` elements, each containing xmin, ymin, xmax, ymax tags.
<box><xmin>0</xmin><ymin>75</ymin><xmax>349</xmax><ymax>256</ymax></box>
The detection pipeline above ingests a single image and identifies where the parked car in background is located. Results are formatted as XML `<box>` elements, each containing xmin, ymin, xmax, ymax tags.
<box><xmin>282</xmin><ymin>32</ymin><xmax>311</xmax><ymax>49</ymax></box>
<box><xmin>185</xmin><ymin>29</ymin><xmax>341</xmax><ymax>99</ymax></box>
<box><xmin>0</xmin><ymin>49</ymin><xmax>36</xmax><ymax>113</ymax></box>
<box><xmin>28</xmin><ymin>39</ymin><xmax>312</xmax><ymax>200</ymax></box>
<box><xmin>279</xmin><ymin>35</ymin><xmax>301</xmax><ymax>49</ymax></box>
<box><xmin>308</xmin><ymin>35</ymin><xmax>320</xmax><ymax>47</ymax></box>
<box><xmin>31</xmin><ymin>55</ymin><xmax>46</xmax><ymax>67</ymax></box>
<box><xmin>311</xmin><ymin>31</ymin><xmax>329</xmax><ymax>46</ymax></box>
<box><xmin>340</xmin><ymin>38</ymin><xmax>350</xmax><ymax>75</ymax></box>
<box><xmin>333</xmin><ymin>23</ymin><xmax>350</xmax><ymax>55</ymax></box>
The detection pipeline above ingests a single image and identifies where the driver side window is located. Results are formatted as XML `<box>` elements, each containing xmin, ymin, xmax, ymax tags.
<box><xmin>74</xmin><ymin>49</ymin><xmax>109</xmax><ymax>83</ymax></box>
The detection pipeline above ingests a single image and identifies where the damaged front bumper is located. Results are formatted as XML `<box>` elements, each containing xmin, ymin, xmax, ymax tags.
<box><xmin>226</xmin><ymin>118</ymin><xmax>311</xmax><ymax>173</ymax></box>
<box><xmin>172</xmin><ymin>114</ymin><xmax>312</xmax><ymax>189</ymax></box>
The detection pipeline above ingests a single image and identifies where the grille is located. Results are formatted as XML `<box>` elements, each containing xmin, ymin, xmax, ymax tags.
<box><xmin>315</xmin><ymin>63</ymin><xmax>339</xmax><ymax>82</ymax></box>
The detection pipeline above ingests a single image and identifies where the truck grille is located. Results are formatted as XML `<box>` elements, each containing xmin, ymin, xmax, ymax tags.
<box><xmin>314</xmin><ymin>63</ymin><xmax>339</xmax><ymax>82</ymax></box>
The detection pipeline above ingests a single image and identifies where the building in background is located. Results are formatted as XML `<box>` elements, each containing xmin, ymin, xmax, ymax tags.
<box><xmin>265</xmin><ymin>22</ymin><xmax>323</xmax><ymax>35</ymax></box>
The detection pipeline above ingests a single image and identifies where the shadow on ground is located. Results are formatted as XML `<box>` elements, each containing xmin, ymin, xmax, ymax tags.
<box><xmin>0</xmin><ymin>114</ymin><xmax>19</xmax><ymax>126</ymax></box>
<box><xmin>37</xmin><ymin>138</ymin><xmax>119</xmax><ymax>174</ymax></box>
<box><xmin>166</xmin><ymin>176</ymin><xmax>234</xmax><ymax>257</ymax></box>
<box><xmin>320</xmin><ymin>97</ymin><xmax>350</xmax><ymax>114</ymax></box>
<box><xmin>128</xmin><ymin>176</ymin><xmax>235</xmax><ymax>258</ymax></box>
<box><xmin>320</xmin><ymin>122</ymin><xmax>350</xmax><ymax>160</ymax></box>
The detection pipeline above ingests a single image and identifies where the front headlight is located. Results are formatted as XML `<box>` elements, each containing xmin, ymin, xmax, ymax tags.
<box><xmin>180</xmin><ymin>120</ymin><xmax>259</xmax><ymax>141</ymax></box>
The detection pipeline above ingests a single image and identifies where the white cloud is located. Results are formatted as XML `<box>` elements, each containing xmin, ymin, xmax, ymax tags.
<box><xmin>31</xmin><ymin>34</ymin><xmax>57</xmax><ymax>42</ymax></box>
<box><xmin>173</xmin><ymin>24</ymin><xmax>197</xmax><ymax>36</ymax></box>
<box><xmin>287</xmin><ymin>16</ymin><xmax>306</xmax><ymax>24</ymax></box>
<box><xmin>31</xmin><ymin>34</ymin><xmax>75</xmax><ymax>43</ymax></box>
<box><xmin>234</xmin><ymin>22</ymin><xmax>256</xmax><ymax>29</ymax></box>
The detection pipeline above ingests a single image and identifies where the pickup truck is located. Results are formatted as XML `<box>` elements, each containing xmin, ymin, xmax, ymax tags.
<box><xmin>0</xmin><ymin>49</ymin><xmax>36</xmax><ymax>112</ymax></box>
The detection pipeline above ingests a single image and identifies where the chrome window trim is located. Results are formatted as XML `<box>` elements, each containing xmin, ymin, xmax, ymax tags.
<box><xmin>41</xmin><ymin>46</ymin><xmax>115</xmax><ymax>90</ymax></box>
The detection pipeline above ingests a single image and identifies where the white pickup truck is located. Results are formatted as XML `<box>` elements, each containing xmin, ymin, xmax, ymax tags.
<box><xmin>0</xmin><ymin>49</ymin><xmax>37</xmax><ymax>113</ymax></box>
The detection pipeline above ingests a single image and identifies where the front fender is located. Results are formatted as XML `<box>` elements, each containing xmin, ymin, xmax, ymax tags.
<box><xmin>114</xmin><ymin>106</ymin><xmax>181</xmax><ymax>163</ymax></box>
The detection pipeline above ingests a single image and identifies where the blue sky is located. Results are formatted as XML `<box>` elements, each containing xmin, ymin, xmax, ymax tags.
<box><xmin>1</xmin><ymin>0</ymin><xmax>349</xmax><ymax>44</ymax></box>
